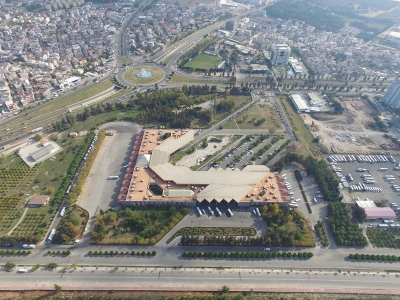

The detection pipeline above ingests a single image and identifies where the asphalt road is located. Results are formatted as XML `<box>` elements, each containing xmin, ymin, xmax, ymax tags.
<box><xmin>1</xmin><ymin>266</ymin><xmax>400</xmax><ymax>292</ymax></box>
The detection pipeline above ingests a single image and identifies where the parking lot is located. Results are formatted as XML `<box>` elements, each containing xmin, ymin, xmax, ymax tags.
<box><xmin>208</xmin><ymin>135</ymin><xmax>290</xmax><ymax>171</ymax></box>
<box><xmin>327</xmin><ymin>154</ymin><xmax>400</xmax><ymax>209</ymax></box>
<box><xmin>76</xmin><ymin>122</ymin><xmax>141</xmax><ymax>219</ymax></box>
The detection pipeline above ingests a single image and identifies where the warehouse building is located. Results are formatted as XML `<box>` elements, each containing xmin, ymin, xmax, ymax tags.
<box><xmin>364</xmin><ymin>207</ymin><xmax>396</xmax><ymax>220</ymax></box>
<box><xmin>290</xmin><ymin>94</ymin><xmax>309</xmax><ymax>112</ymax></box>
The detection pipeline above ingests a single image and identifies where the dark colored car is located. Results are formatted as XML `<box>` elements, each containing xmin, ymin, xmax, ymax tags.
<box><xmin>0</xmin><ymin>244</ymin><xmax>13</xmax><ymax>247</ymax></box>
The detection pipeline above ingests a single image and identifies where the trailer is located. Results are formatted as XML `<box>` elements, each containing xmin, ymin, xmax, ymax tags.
<box><xmin>215</xmin><ymin>207</ymin><xmax>222</xmax><ymax>216</ymax></box>
<box><xmin>196</xmin><ymin>207</ymin><xmax>203</xmax><ymax>216</ymax></box>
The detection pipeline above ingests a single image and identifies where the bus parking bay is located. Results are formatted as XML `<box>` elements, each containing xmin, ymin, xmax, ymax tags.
<box><xmin>327</xmin><ymin>154</ymin><xmax>400</xmax><ymax>206</ymax></box>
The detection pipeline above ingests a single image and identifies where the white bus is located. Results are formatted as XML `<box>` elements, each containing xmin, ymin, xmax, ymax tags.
<box><xmin>108</xmin><ymin>176</ymin><xmax>119</xmax><ymax>180</ymax></box>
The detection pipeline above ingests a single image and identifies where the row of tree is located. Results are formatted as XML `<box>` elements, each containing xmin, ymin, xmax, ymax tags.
<box><xmin>182</xmin><ymin>251</ymin><xmax>314</xmax><ymax>259</ymax></box>
<box><xmin>349</xmin><ymin>253</ymin><xmax>399</xmax><ymax>261</ymax></box>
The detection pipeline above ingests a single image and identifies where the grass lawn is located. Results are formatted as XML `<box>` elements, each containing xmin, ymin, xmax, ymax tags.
<box><xmin>184</xmin><ymin>53</ymin><xmax>222</xmax><ymax>70</ymax></box>
<box><xmin>123</xmin><ymin>66</ymin><xmax>165</xmax><ymax>85</ymax></box>
<box><xmin>0</xmin><ymin>79</ymin><xmax>114</xmax><ymax>130</ymax></box>
<box><xmin>223</xmin><ymin>104</ymin><xmax>283</xmax><ymax>131</ymax></box>
<box><xmin>168</xmin><ymin>73</ymin><xmax>228</xmax><ymax>85</ymax></box>
<box><xmin>69</xmin><ymin>108</ymin><xmax>142</xmax><ymax>132</ymax></box>
<box><xmin>215</xmin><ymin>95</ymin><xmax>251</xmax><ymax>123</ymax></box>
<box><xmin>278</xmin><ymin>95</ymin><xmax>320</xmax><ymax>158</ymax></box>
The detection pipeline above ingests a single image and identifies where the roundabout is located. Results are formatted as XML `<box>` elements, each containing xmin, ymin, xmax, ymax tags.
<box><xmin>123</xmin><ymin>65</ymin><xmax>165</xmax><ymax>85</ymax></box>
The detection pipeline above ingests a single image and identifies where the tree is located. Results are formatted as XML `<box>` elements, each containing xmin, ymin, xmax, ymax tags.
<box><xmin>47</xmin><ymin>262</ymin><xmax>58</xmax><ymax>269</ymax></box>
<box><xmin>222</xmin><ymin>285</ymin><xmax>230</xmax><ymax>293</ymax></box>
<box><xmin>4</xmin><ymin>262</ymin><xmax>15</xmax><ymax>270</ymax></box>
<box><xmin>54</xmin><ymin>284</ymin><xmax>62</xmax><ymax>293</ymax></box>
<box><xmin>353</xmin><ymin>206</ymin><xmax>367</xmax><ymax>222</ymax></box>
<box><xmin>201</xmin><ymin>140</ymin><xmax>208</xmax><ymax>148</ymax></box>
<box><xmin>34</xmin><ymin>134</ymin><xmax>43</xmax><ymax>141</ymax></box>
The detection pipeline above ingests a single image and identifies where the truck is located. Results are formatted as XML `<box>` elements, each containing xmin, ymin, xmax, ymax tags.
<box><xmin>378</xmin><ymin>224</ymin><xmax>389</xmax><ymax>228</ymax></box>
<box><xmin>379</xmin><ymin>167</ymin><xmax>388</xmax><ymax>171</ymax></box>
<box><xmin>289</xmin><ymin>203</ymin><xmax>298</xmax><ymax>208</ymax></box>
<box><xmin>59</xmin><ymin>206</ymin><xmax>66</xmax><ymax>217</ymax></box>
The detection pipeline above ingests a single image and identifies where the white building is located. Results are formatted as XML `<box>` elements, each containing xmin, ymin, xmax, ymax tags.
<box><xmin>387</xmin><ymin>32</ymin><xmax>400</xmax><ymax>45</ymax></box>
<box><xmin>59</xmin><ymin>76</ymin><xmax>81</xmax><ymax>90</ymax></box>
<box><xmin>290</xmin><ymin>94</ymin><xmax>308</xmax><ymax>112</ymax></box>
<box><xmin>270</xmin><ymin>44</ymin><xmax>291</xmax><ymax>67</ymax></box>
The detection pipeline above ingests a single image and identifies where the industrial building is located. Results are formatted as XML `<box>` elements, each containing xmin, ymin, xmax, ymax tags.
<box><xmin>19</xmin><ymin>138</ymin><xmax>63</xmax><ymax>168</ymax></box>
<box><xmin>270</xmin><ymin>44</ymin><xmax>291</xmax><ymax>67</ymax></box>
<box><xmin>117</xmin><ymin>129</ymin><xmax>291</xmax><ymax>207</ymax></box>
<box><xmin>363</xmin><ymin>207</ymin><xmax>396</xmax><ymax>220</ymax></box>
<box><xmin>290</xmin><ymin>94</ymin><xmax>309</xmax><ymax>112</ymax></box>
<box><xmin>381</xmin><ymin>81</ymin><xmax>400</xmax><ymax>108</ymax></box>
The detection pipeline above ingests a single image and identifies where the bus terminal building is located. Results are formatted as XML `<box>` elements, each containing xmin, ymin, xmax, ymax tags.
<box><xmin>117</xmin><ymin>129</ymin><xmax>291</xmax><ymax>207</ymax></box>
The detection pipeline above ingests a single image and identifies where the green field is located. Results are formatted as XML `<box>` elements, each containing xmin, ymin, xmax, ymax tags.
<box><xmin>215</xmin><ymin>95</ymin><xmax>251</xmax><ymax>123</ymax></box>
<box><xmin>278</xmin><ymin>95</ymin><xmax>320</xmax><ymax>157</ymax></box>
<box><xmin>123</xmin><ymin>66</ymin><xmax>164</xmax><ymax>85</ymax></box>
<box><xmin>223</xmin><ymin>104</ymin><xmax>283</xmax><ymax>131</ymax></box>
<box><xmin>184</xmin><ymin>53</ymin><xmax>222</xmax><ymax>70</ymax></box>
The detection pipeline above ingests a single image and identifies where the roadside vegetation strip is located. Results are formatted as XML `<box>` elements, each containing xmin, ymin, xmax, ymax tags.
<box><xmin>366</xmin><ymin>228</ymin><xmax>400</xmax><ymax>248</ymax></box>
<box><xmin>0</xmin><ymin>250</ymin><xmax>32</xmax><ymax>256</ymax></box>
<box><xmin>166</xmin><ymin>227</ymin><xmax>256</xmax><ymax>244</ymax></box>
<box><xmin>46</xmin><ymin>250</ymin><xmax>71</xmax><ymax>256</ymax></box>
<box><xmin>182</xmin><ymin>251</ymin><xmax>314</xmax><ymax>259</ymax></box>
<box><xmin>1</xmin><ymin>79</ymin><xmax>114</xmax><ymax>130</ymax></box>
<box><xmin>314</xmin><ymin>220</ymin><xmax>330</xmax><ymax>247</ymax></box>
<box><xmin>87</xmin><ymin>250</ymin><xmax>156</xmax><ymax>257</ymax></box>
<box><xmin>278</xmin><ymin>95</ymin><xmax>319</xmax><ymax>158</ymax></box>
<box><xmin>349</xmin><ymin>254</ymin><xmax>400</xmax><ymax>261</ymax></box>
<box><xmin>168</xmin><ymin>73</ymin><xmax>228</xmax><ymax>84</ymax></box>
<box><xmin>90</xmin><ymin>206</ymin><xmax>189</xmax><ymax>245</ymax></box>
<box><xmin>52</xmin><ymin>131</ymin><xmax>105</xmax><ymax>244</ymax></box>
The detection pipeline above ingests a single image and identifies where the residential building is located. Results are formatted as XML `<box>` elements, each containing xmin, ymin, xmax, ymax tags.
<box><xmin>381</xmin><ymin>81</ymin><xmax>400</xmax><ymax>108</ymax></box>
<box><xmin>225</xmin><ymin>20</ymin><xmax>237</xmax><ymax>31</ymax></box>
<box><xmin>28</xmin><ymin>195</ymin><xmax>50</xmax><ymax>207</ymax></box>
<box><xmin>270</xmin><ymin>44</ymin><xmax>291</xmax><ymax>66</ymax></box>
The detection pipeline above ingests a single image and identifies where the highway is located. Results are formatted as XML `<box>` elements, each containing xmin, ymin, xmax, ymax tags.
<box><xmin>1</xmin><ymin>266</ymin><xmax>400</xmax><ymax>293</ymax></box>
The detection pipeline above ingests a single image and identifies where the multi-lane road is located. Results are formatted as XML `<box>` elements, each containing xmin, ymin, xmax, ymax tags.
<box><xmin>1</xmin><ymin>266</ymin><xmax>400</xmax><ymax>293</ymax></box>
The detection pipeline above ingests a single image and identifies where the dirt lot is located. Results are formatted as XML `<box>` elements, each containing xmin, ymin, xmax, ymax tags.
<box><xmin>176</xmin><ymin>135</ymin><xmax>232</xmax><ymax>167</ymax></box>
<box><xmin>302</xmin><ymin>98</ymin><xmax>389</xmax><ymax>153</ymax></box>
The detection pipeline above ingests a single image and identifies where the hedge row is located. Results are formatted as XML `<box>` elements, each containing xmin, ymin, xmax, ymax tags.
<box><xmin>46</xmin><ymin>250</ymin><xmax>71</xmax><ymax>256</ymax></box>
<box><xmin>88</xmin><ymin>250</ymin><xmax>156</xmax><ymax>257</ymax></box>
<box><xmin>182</xmin><ymin>251</ymin><xmax>314</xmax><ymax>259</ymax></box>
<box><xmin>0</xmin><ymin>250</ymin><xmax>32</xmax><ymax>255</ymax></box>
<box><xmin>349</xmin><ymin>254</ymin><xmax>400</xmax><ymax>261</ymax></box>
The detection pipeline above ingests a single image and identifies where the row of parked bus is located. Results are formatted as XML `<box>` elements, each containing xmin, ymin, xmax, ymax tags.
<box><xmin>196</xmin><ymin>206</ymin><xmax>233</xmax><ymax>217</ymax></box>
<box><xmin>328</xmin><ymin>154</ymin><xmax>395</xmax><ymax>164</ymax></box>
<box><xmin>349</xmin><ymin>182</ymin><xmax>382</xmax><ymax>193</ymax></box>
